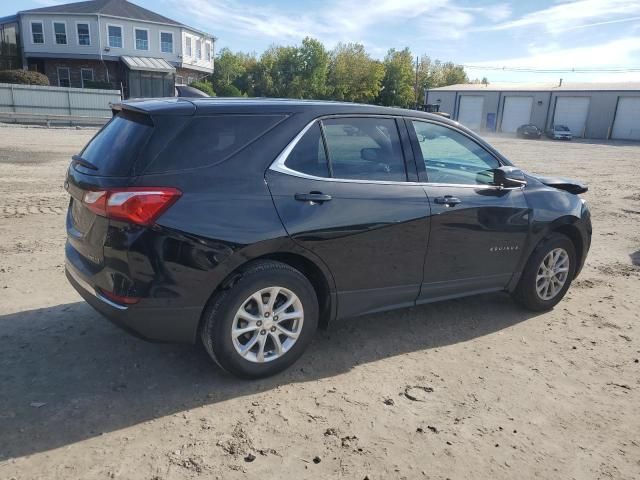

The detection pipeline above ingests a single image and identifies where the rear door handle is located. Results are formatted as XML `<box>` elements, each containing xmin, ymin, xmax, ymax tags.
<box><xmin>294</xmin><ymin>192</ymin><xmax>332</xmax><ymax>203</ymax></box>
<box><xmin>434</xmin><ymin>195</ymin><xmax>461</xmax><ymax>206</ymax></box>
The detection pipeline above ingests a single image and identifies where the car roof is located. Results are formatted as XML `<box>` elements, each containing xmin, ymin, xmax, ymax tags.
<box><xmin>118</xmin><ymin>97</ymin><xmax>455</xmax><ymax>124</ymax></box>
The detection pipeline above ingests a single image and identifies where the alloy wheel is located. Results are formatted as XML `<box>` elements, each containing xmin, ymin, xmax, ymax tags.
<box><xmin>535</xmin><ymin>248</ymin><xmax>570</xmax><ymax>301</ymax></box>
<box><xmin>231</xmin><ymin>286</ymin><xmax>304</xmax><ymax>363</ymax></box>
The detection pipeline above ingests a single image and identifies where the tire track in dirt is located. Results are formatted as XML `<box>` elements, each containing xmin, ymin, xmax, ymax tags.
<box><xmin>1</xmin><ymin>204</ymin><xmax>66</xmax><ymax>218</ymax></box>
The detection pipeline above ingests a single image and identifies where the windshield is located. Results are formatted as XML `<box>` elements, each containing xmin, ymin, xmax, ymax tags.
<box><xmin>555</xmin><ymin>125</ymin><xmax>570</xmax><ymax>131</ymax></box>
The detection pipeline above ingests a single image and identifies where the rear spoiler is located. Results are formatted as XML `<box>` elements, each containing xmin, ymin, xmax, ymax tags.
<box><xmin>109</xmin><ymin>99</ymin><xmax>197</xmax><ymax>117</ymax></box>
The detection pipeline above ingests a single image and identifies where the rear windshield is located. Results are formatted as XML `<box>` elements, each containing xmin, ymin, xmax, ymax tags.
<box><xmin>144</xmin><ymin>114</ymin><xmax>287</xmax><ymax>173</ymax></box>
<box><xmin>78</xmin><ymin>111</ymin><xmax>153</xmax><ymax>176</ymax></box>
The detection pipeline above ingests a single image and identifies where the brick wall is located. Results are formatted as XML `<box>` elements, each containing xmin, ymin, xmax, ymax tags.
<box><xmin>175</xmin><ymin>67</ymin><xmax>209</xmax><ymax>86</ymax></box>
<box><xmin>43</xmin><ymin>59</ymin><xmax>122</xmax><ymax>89</ymax></box>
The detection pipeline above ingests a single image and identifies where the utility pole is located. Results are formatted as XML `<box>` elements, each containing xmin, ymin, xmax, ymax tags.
<box><xmin>414</xmin><ymin>55</ymin><xmax>419</xmax><ymax>109</ymax></box>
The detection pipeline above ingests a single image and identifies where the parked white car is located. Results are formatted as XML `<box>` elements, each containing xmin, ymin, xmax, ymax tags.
<box><xmin>547</xmin><ymin>125</ymin><xmax>573</xmax><ymax>140</ymax></box>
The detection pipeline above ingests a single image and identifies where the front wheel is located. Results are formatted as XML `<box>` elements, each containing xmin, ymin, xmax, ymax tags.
<box><xmin>201</xmin><ymin>260</ymin><xmax>318</xmax><ymax>379</ymax></box>
<box><xmin>513</xmin><ymin>233</ymin><xmax>576</xmax><ymax>311</ymax></box>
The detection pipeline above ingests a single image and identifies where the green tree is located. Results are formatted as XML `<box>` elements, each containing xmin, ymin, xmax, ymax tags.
<box><xmin>260</xmin><ymin>45</ymin><xmax>301</xmax><ymax>98</ymax></box>
<box><xmin>297</xmin><ymin>37</ymin><xmax>330</xmax><ymax>98</ymax></box>
<box><xmin>189</xmin><ymin>80</ymin><xmax>216</xmax><ymax>96</ymax></box>
<box><xmin>378</xmin><ymin>48</ymin><xmax>415</xmax><ymax>107</ymax></box>
<box><xmin>437</xmin><ymin>61</ymin><xmax>468</xmax><ymax>87</ymax></box>
<box><xmin>206</xmin><ymin>41</ymin><xmax>469</xmax><ymax>104</ymax></box>
<box><xmin>328</xmin><ymin>42</ymin><xmax>384</xmax><ymax>103</ymax></box>
<box><xmin>212</xmin><ymin>47</ymin><xmax>247</xmax><ymax>95</ymax></box>
<box><xmin>416</xmin><ymin>56</ymin><xmax>470</xmax><ymax>98</ymax></box>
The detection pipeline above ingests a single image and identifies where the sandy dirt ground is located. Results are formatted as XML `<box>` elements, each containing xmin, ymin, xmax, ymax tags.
<box><xmin>0</xmin><ymin>123</ymin><xmax>638</xmax><ymax>480</ymax></box>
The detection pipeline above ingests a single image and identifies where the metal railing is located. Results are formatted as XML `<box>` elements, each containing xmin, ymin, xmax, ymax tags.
<box><xmin>0</xmin><ymin>82</ymin><xmax>121</xmax><ymax>125</ymax></box>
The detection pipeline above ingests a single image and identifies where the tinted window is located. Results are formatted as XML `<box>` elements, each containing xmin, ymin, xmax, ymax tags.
<box><xmin>146</xmin><ymin>115</ymin><xmax>286</xmax><ymax>173</ymax></box>
<box><xmin>411</xmin><ymin>121</ymin><xmax>499</xmax><ymax>185</ymax></box>
<box><xmin>79</xmin><ymin>111</ymin><xmax>153</xmax><ymax>176</ymax></box>
<box><xmin>285</xmin><ymin>123</ymin><xmax>329</xmax><ymax>178</ymax></box>
<box><xmin>322</xmin><ymin>118</ymin><xmax>406</xmax><ymax>182</ymax></box>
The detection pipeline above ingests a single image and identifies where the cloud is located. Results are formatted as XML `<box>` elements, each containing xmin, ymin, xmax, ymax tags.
<box><xmin>474</xmin><ymin>36</ymin><xmax>640</xmax><ymax>68</ymax></box>
<box><xmin>485</xmin><ymin>0</ymin><xmax>640</xmax><ymax>34</ymax></box>
<box><xmin>173</xmin><ymin>0</ymin><xmax>509</xmax><ymax>46</ymax></box>
<box><xmin>173</xmin><ymin>0</ymin><xmax>319</xmax><ymax>40</ymax></box>
<box><xmin>467</xmin><ymin>36</ymin><xmax>640</xmax><ymax>81</ymax></box>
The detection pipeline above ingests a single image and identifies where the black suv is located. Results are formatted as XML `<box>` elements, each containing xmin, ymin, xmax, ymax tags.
<box><xmin>65</xmin><ymin>98</ymin><xmax>591</xmax><ymax>378</ymax></box>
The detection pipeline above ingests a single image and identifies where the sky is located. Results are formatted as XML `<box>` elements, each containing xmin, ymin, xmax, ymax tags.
<box><xmin>3</xmin><ymin>0</ymin><xmax>640</xmax><ymax>83</ymax></box>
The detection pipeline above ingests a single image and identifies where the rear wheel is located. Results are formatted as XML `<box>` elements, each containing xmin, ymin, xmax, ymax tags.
<box><xmin>201</xmin><ymin>260</ymin><xmax>318</xmax><ymax>378</ymax></box>
<box><xmin>513</xmin><ymin>233</ymin><xmax>576</xmax><ymax>311</ymax></box>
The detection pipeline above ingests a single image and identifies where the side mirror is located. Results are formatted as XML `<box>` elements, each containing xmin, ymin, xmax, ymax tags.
<box><xmin>360</xmin><ymin>148</ymin><xmax>381</xmax><ymax>162</ymax></box>
<box><xmin>492</xmin><ymin>166</ymin><xmax>527</xmax><ymax>188</ymax></box>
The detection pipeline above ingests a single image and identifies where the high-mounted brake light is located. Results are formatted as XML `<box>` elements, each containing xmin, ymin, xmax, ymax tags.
<box><xmin>83</xmin><ymin>187</ymin><xmax>181</xmax><ymax>226</ymax></box>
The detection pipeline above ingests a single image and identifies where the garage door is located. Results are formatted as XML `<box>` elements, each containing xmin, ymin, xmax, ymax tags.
<box><xmin>501</xmin><ymin>96</ymin><xmax>533</xmax><ymax>133</ymax></box>
<box><xmin>611</xmin><ymin>97</ymin><xmax>640</xmax><ymax>140</ymax></box>
<box><xmin>457</xmin><ymin>96</ymin><xmax>484</xmax><ymax>130</ymax></box>
<box><xmin>553</xmin><ymin>97</ymin><xmax>590</xmax><ymax>137</ymax></box>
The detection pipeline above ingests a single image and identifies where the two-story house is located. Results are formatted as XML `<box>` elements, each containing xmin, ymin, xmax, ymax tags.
<box><xmin>0</xmin><ymin>0</ymin><xmax>214</xmax><ymax>98</ymax></box>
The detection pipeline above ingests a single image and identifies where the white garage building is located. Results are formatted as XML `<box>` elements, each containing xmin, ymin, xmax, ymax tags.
<box><xmin>424</xmin><ymin>82</ymin><xmax>640</xmax><ymax>140</ymax></box>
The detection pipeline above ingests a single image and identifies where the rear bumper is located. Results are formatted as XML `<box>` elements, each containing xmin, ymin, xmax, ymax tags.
<box><xmin>65</xmin><ymin>260</ymin><xmax>202</xmax><ymax>343</ymax></box>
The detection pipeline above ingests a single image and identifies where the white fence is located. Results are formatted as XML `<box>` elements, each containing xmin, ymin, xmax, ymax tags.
<box><xmin>0</xmin><ymin>82</ymin><xmax>121</xmax><ymax>125</ymax></box>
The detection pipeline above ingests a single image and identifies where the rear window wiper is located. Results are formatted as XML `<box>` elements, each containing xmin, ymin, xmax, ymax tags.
<box><xmin>72</xmin><ymin>154</ymin><xmax>99</xmax><ymax>171</ymax></box>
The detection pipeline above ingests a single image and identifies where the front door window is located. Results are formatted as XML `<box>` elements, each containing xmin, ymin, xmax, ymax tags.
<box><xmin>411</xmin><ymin>120</ymin><xmax>500</xmax><ymax>185</ymax></box>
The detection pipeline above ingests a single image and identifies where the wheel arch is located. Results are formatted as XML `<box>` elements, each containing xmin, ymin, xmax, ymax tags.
<box><xmin>551</xmin><ymin>223</ymin><xmax>584</xmax><ymax>277</ymax></box>
<box><xmin>197</xmin><ymin>247</ymin><xmax>336</xmax><ymax>339</ymax></box>
<box><xmin>508</xmin><ymin>214</ymin><xmax>584</xmax><ymax>292</ymax></box>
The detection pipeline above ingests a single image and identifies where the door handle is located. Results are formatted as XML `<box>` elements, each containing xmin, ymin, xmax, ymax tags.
<box><xmin>434</xmin><ymin>195</ymin><xmax>461</xmax><ymax>206</ymax></box>
<box><xmin>294</xmin><ymin>192</ymin><xmax>332</xmax><ymax>203</ymax></box>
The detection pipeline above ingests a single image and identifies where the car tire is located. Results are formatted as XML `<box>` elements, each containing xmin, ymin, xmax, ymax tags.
<box><xmin>513</xmin><ymin>233</ymin><xmax>576</xmax><ymax>311</ymax></box>
<box><xmin>200</xmin><ymin>260</ymin><xmax>318</xmax><ymax>379</ymax></box>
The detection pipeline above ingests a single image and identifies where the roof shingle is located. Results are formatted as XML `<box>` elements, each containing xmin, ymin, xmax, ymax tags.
<box><xmin>22</xmin><ymin>0</ymin><xmax>183</xmax><ymax>27</ymax></box>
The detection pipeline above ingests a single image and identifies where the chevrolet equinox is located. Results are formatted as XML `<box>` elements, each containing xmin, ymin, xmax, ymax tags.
<box><xmin>65</xmin><ymin>98</ymin><xmax>592</xmax><ymax>378</ymax></box>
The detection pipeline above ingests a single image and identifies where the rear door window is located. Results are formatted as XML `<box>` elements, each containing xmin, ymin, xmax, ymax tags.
<box><xmin>321</xmin><ymin>118</ymin><xmax>407</xmax><ymax>182</ymax></box>
<box><xmin>145</xmin><ymin>115</ymin><xmax>287</xmax><ymax>173</ymax></box>
<box><xmin>284</xmin><ymin>123</ymin><xmax>330</xmax><ymax>178</ymax></box>
<box><xmin>78</xmin><ymin>111</ymin><xmax>153</xmax><ymax>176</ymax></box>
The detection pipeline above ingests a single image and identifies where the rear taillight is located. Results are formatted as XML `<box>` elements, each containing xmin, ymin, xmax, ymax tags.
<box><xmin>83</xmin><ymin>187</ymin><xmax>181</xmax><ymax>226</ymax></box>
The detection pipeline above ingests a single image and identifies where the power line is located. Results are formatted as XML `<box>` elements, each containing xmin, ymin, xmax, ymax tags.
<box><xmin>462</xmin><ymin>64</ymin><xmax>640</xmax><ymax>73</ymax></box>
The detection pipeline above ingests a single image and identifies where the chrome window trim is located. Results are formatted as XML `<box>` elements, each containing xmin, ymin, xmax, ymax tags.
<box><xmin>268</xmin><ymin>115</ymin><xmax>514</xmax><ymax>190</ymax></box>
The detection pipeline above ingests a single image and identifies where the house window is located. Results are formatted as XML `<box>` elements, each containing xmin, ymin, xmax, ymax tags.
<box><xmin>81</xmin><ymin>68</ymin><xmax>94</xmax><ymax>87</ymax></box>
<box><xmin>108</xmin><ymin>25</ymin><xmax>122</xmax><ymax>48</ymax></box>
<box><xmin>53</xmin><ymin>22</ymin><xmax>67</xmax><ymax>45</ymax></box>
<box><xmin>195</xmin><ymin>39</ymin><xmax>202</xmax><ymax>60</ymax></box>
<box><xmin>185</xmin><ymin>37</ymin><xmax>192</xmax><ymax>56</ymax></box>
<box><xmin>205</xmin><ymin>42</ymin><xmax>211</xmax><ymax>61</ymax></box>
<box><xmin>57</xmin><ymin>67</ymin><xmax>70</xmax><ymax>87</ymax></box>
<box><xmin>176</xmin><ymin>75</ymin><xmax>184</xmax><ymax>85</ymax></box>
<box><xmin>31</xmin><ymin>22</ymin><xmax>44</xmax><ymax>44</ymax></box>
<box><xmin>160</xmin><ymin>32</ymin><xmax>173</xmax><ymax>53</ymax></box>
<box><xmin>77</xmin><ymin>23</ymin><xmax>90</xmax><ymax>46</ymax></box>
<box><xmin>135</xmin><ymin>28</ymin><xmax>149</xmax><ymax>50</ymax></box>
